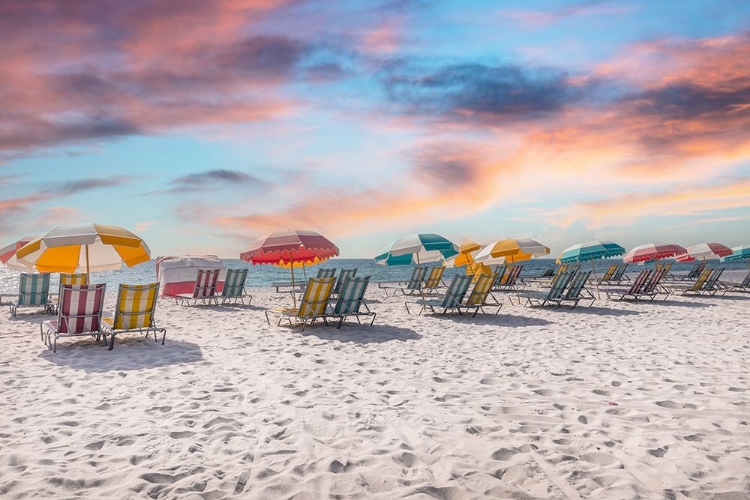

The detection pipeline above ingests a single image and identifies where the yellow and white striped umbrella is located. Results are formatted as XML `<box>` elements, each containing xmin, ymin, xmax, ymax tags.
<box><xmin>17</xmin><ymin>223</ymin><xmax>150</xmax><ymax>274</ymax></box>
<box><xmin>475</xmin><ymin>238</ymin><xmax>550</xmax><ymax>264</ymax></box>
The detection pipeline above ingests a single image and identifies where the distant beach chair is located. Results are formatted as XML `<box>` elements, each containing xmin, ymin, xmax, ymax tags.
<box><xmin>518</xmin><ymin>271</ymin><xmax>574</xmax><ymax>308</ymax></box>
<box><xmin>561</xmin><ymin>271</ymin><xmax>595</xmax><ymax>307</ymax></box>
<box><xmin>265</xmin><ymin>277</ymin><xmax>335</xmax><ymax>331</ymax></box>
<box><xmin>220</xmin><ymin>268</ymin><xmax>252</xmax><ymax>305</ymax></box>
<box><xmin>102</xmin><ymin>283</ymin><xmax>166</xmax><ymax>350</ymax></box>
<box><xmin>493</xmin><ymin>265</ymin><xmax>524</xmax><ymax>291</ymax></box>
<box><xmin>609</xmin><ymin>263</ymin><xmax>630</xmax><ymax>283</ymax></box>
<box><xmin>629</xmin><ymin>267</ymin><xmax>669</xmax><ymax>301</ymax></box>
<box><xmin>48</xmin><ymin>272</ymin><xmax>88</xmax><ymax>315</ymax></box>
<box><xmin>175</xmin><ymin>268</ymin><xmax>220</xmax><ymax>305</ymax></box>
<box><xmin>423</xmin><ymin>266</ymin><xmax>446</xmax><ymax>294</ymax></box>
<box><xmin>488</xmin><ymin>265</ymin><xmax>507</xmax><ymax>287</ymax></box>
<box><xmin>332</xmin><ymin>268</ymin><xmax>357</xmax><ymax>296</ymax></box>
<box><xmin>381</xmin><ymin>266</ymin><xmax>427</xmax><ymax>296</ymax></box>
<box><xmin>604</xmin><ymin>269</ymin><xmax>652</xmax><ymax>300</ymax></box>
<box><xmin>459</xmin><ymin>273</ymin><xmax>503</xmax><ymax>316</ymax></box>
<box><xmin>671</xmin><ymin>268</ymin><xmax>711</xmax><ymax>295</ymax></box>
<box><xmin>687</xmin><ymin>268</ymin><xmax>725</xmax><ymax>296</ymax></box>
<box><xmin>678</xmin><ymin>262</ymin><xmax>707</xmax><ymax>281</ymax></box>
<box><xmin>404</xmin><ymin>274</ymin><xmax>473</xmax><ymax>317</ymax></box>
<box><xmin>40</xmin><ymin>283</ymin><xmax>107</xmax><ymax>353</ymax></box>
<box><xmin>9</xmin><ymin>272</ymin><xmax>51</xmax><ymax>317</ymax></box>
<box><xmin>328</xmin><ymin>275</ymin><xmax>376</xmax><ymax>328</ymax></box>
<box><xmin>597</xmin><ymin>264</ymin><xmax>618</xmax><ymax>284</ymax></box>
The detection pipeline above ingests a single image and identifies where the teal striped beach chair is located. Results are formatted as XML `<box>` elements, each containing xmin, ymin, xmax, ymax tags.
<box><xmin>333</xmin><ymin>268</ymin><xmax>357</xmax><ymax>296</ymax></box>
<box><xmin>329</xmin><ymin>276</ymin><xmax>375</xmax><ymax>328</ymax></box>
<box><xmin>458</xmin><ymin>273</ymin><xmax>503</xmax><ymax>317</ymax></box>
<box><xmin>10</xmin><ymin>273</ymin><xmax>52</xmax><ymax>317</ymax></box>
<box><xmin>221</xmin><ymin>268</ymin><xmax>252</xmax><ymax>305</ymax></box>
<box><xmin>561</xmin><ymin>271</ymin><xmax>595</xmax><ymax>307</ymax></box>
<box><xmin>727</xmin><ymin>270</ymin><xmax>750</xmax><ymax>293</ymax></box>
<box><xmin>405</xmin><ymin>274</ymin><xmax>473</xmax><ymax>317</ymax></box>
<box><xmin>317</xmin><ymin>268</ymin><xmax>336</xmax><ymax>279</ymax></box>
<box><xmin>381</xmin><ymin>266</ymin><xmax>427</xmax><ymax>296</ymax></box>
<box><xmin>519</xmin><ymin>271</ymin><xmax>574</xmax><ymax>307</ymax></box>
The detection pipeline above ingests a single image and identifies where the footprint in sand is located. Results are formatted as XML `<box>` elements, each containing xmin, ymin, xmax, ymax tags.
<box><xmin>169</xmin><ymin>431</ymin><xmax>196</xmax><ymax>439</ymax></box>
<box><xmin>656</xmin><ymin>400</ymin><xmax>683</xmax><ymax>409</ymax></box>
<box><xmin>581</xmin><ymin>452</ymin><xmax>620</xmax><ymax>466</ymax></box>
<box><xmin>84</xmin><ymin>440</ymin><xmax>105</xmax><ymax>451</ymax></box>
<box><xmin>392</xmin><ymin>452</ymin><xmax>418</xmax><ymax>468</ymax></box>
<box><xmin>491</xmin><ymin>448</ymin><xmax>518</xmax><ymax>461</ymax></box>
<box><xmin>649</xmin><ymin>447</ymin><xmax>668</xmax><ymax>457</ymax></box>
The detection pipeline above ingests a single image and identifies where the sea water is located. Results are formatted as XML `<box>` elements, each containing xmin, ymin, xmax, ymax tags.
<box><xmin>1</xmin><ymin>258</ymin><xmax>747</xmax><ymax>294</ymax></box>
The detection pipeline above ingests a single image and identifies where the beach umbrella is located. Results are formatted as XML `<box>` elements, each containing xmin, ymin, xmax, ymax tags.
<box><xmin>240</xmin><ymin>229</ymin><xmax>339</xmax><ymax>306</ymax></box>
<box><xmin>443</xmin><ymin>241</ymin><xmax>494</xmax><ymax>280</ymax></box>
<box><xmin>722</xmin><ymin>245</ymin><xmax>750</xmax><ymax>268</ymax></box>
<box><xmin>675</xmin><ymin>242</ymin><xmax>732</xmax><ymax>262</ymax></box>
<box><xmin>0</xmin><ymin>236</ymin><xmax>37</xmax><ymax>270</ymax></box>
<box><xmin>374</xmin><ymin>233</ymin><xmax>458</xmax><ymax>266</ymax></box>
<box><xmin>16</xmin><ymin>223</ymin><xmax>150</xmax><ymax>278</ymax></box>
<box><xmin>475</xmin><ymin>238</ymin><xmax>550</xmax><ymax>264</ymax></box>
<box><xmin>622</xmin><ymin>242</ymin><xmax>686</xmax><ymax>264</ymax></box>
<box><xmin>557</xmin><ymin>240</ymin><xmax>626</xmax><ymax>298</ymax></box>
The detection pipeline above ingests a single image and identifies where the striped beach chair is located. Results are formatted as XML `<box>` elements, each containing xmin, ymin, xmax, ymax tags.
<box><xmin>265</xmin><ymin>277</ymin><xmax>335</xmax><ymax>331</ymax></box>
<box><xmin>423</xmin><ymin>266</ymin><xmax>446</xmax><ymax>294</ymax></box>
<box><xmin>175</xmin><ymin>269</ymin><xmax>220</xmax><ymax>305</ymax></box>
<box><xmin>10</xmin><ymin>272</ymin><xmax>51</xmax><ymax>317</ymax></box>
<box><xmin>317</xmin><ymin>268</ymin><xmax>336</xmax><ymax>279</ymax></box>
<box><xmin>381</xmin><ymin>266</ymin><xmax>427</xmax><ymax>296</ymax></box>
<box><xmin>103</xmin><ymin>283</ymin><xmax>166</xmax><ymax>350</ymax></box>
<box><xmin>40</xmin><ymin>283</ymin><xmax>107</xmax><ymax>353</ymax></box>
<box><xmin>332</xmin><ymin>268</ymin><xmax>357</xmax><ymax>296</ymax></box>
<box><xmin>605</xmin><ymin>269</ymin><xmax>652</xmax><ymax>300</ymax></box>
<box><xmin>405</xmin><ymin>274</ymin><xmax>472</xmax><ymax>317</ymax></box>
<box><xmin>519</xmin><ymin>271</ymin><xmax>575</xmax><ymax>307</ymax></box>
<box><xmin>460</xmin><ymin>273</ymin><xmax>502</xmax><ymax>317</ymax></box>
<box><xmin>727</xmin><ymin>270</ymin><xmax>750</xmax><ymax>293</ymax></box>
<box><xmin>48</xmin><ymin>272</ymin><xmax>88</xmax><ymax>315</ymax></box>
<box><xmin>561</xmin><ymin>271</ymin><xmax>595</xmax><ymax>307</ymax></box>
<box><xmin>329</xmin><ymin>276</ymin><xmax>375</xmax><ymax>328</ymax></box>
<box><xmin>221</xmin><ymin>268</ymin><xmax>252</xmax><ymax>305</ymax></box>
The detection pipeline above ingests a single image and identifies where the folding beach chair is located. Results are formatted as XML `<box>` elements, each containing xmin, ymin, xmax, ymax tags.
<box><xmin>685</xmin><ymin>268</ymin><xmax>725</xmax><ymax>296</ymax></box>
<box><xmin>329</xmin><ymin>276</ymin><xmax>375</xmax><ymax>328</ymax></box>
<box><xmin>175</xmin><ymin>268</ymin><xmax>220</xmax><ymax>305</ymax></box>
<box><xmin>422</xmin><ymin>266</ymin><xmax>446</xmax><ymax>294</ymax></box>
<box><xmin>458</xmin><ymin>273</ymin><xmax>503</xmax><ymax>317</ymax></box>
<box><xmin>726</xmin><ymin>270</ymin><xmax>750</xmax><ymax>293</ymax></box>
<box><xmin>405</xmin><ymin>275</ymin><xmax>472</xmax><ymax>317</ymax></box>
<box><xmin>597</xmin><ymin>264</ymin><xmax>618</xmax><ymax>284</ymax></box>
<box><xmin>102</xmin><ymin>283</ymin><xmax>166</xmax><ymax>350</ymax></box>
<box><xmin>604</xmin><ymin>269</ymin><xmax>652</xmax><ymax>300</ymax></box>
<box><xmin>332</xmin><ymin>268</ymin><xmax>357</xmax><ymax>296</ymax></box>
<box><xmin>40</xmin><ymin>283</ymin><xmax>107</xmax><ymax>353</ymax></box>
<box><xmin>610</xmin><ymin>263</ymin><xmax>630</xmax><ymax>283</ymax></box>
<box><xmin>518</xmin><ymin>271</ymin><xmax>574</xmax><ymax>307</ymax></box>
<box><xmin>489</xmin><ymin>265</ymin><xmax>507</xmax><ymax>286</ymax></box>
<box><xmin>10</xmin><ymin>272</ymin><xmax>51</xmax><ymax>317</ymax></box>
<box><xmin>265</xmin><ymin>277</ymin><xmax>335</xmax><ymax>331</ymax></box>
<box><xmin>220</xmin><ymin>268</ymin><xmax>252</xmax><ymax>305</ymax></box>
<box><xmin>560</xmin><ymin>271</ymin><xmax>595</xmax><ymax>307</ymax></box>
<box><xmin>381</xmin><ymin>266</ymin><xmax>427</xmax><ymax>296</ymax></box>
<box><xmin>317</xmin><ymin>268</ymin><xmax>336</xmax><ymax>279</ymax></box>
<box><xmin>48</xmin><ymin>272</ymin><xmax>88</xmax><ymax>315</ymax></box>
<box><xmin>672</xmin><ymin>268</ymin><xmax>711</xmax><ymax>295</ymax></box>
<box><xmin>493</xmin><ymin>265</ymin><xmax>524</xmax><ymax>291</ymax></box>
<box><xmin>679</xmin><ymin>262</ymin><xmax>707</xmax><ymax>281</ymax></box>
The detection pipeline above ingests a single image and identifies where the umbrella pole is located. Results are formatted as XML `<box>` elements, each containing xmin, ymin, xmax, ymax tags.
<box><xmin>302</xmin><ymin>262</ymin><xmax>307</xmax><ymax>280</ymax></box>
<box><xmin>85</xmin><ymin>244</ymin><xmax>90</xmax><ymax>283</ymax></box>
<box><xmin>591</xmin><ymin>260</ymin><xmax>600</xmax><ymax>299</ymax></box>
<box><xmin>290</xmin><ymin>252</ymin><xmax>296</xmax><ymax>308</ymax></box>
<box><xmin>417</xmin><ymin>253</ymin><xmax>425</xmax><ymax>300</ymax></box>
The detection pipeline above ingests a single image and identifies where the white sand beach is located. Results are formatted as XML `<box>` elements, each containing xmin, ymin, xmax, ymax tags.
<box><xmin>1</xmin><ymin>278</ymin><xmax>749</xmax><ymax>499</ymax></box>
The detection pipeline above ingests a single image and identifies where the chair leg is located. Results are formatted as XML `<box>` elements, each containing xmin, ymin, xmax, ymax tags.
<box><xmin>161</xmin><ymin>329</ymin><xmax>166</xmax><ymax>345</ymax></box>
<box><xmin>108</xmin><ymin>333</ymin><xmax>115</xmax><ymax>351</ymax></box>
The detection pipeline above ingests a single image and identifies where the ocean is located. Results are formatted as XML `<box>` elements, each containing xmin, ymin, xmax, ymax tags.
<box><xmin>1</xmin><ymin>258</ymin><xmax>747</xmax><ymax>294</ymax></box>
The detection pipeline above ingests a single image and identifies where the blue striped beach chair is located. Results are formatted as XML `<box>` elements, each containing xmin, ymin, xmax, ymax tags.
<box><xmin>265</xmin><ymin>277</ymin><xmax>335</xmax><ymax>331</ymax></box>
<box><xmin>103</xmin><ymin>283</ymin><xmax>166</xmax><ymax>350</ymax></box>
<box><xmin>221</xmin><ymin>268</ymin><xmax>252</xmax><ymax>305</ymax></box>
<box><xmin>10</xmin><ymin>272</ymin><xmax>51</xmax><ymax>317</ymax></box>
<box><xmin>560</xmin><ymin>271</ymin><xmax>595</xmax><ymax>307</ymax></box>
<box><xmin>333</xmin><ymin>268</ymin><xmax>358</xmax><ymax>296</ymax></box>
<box><xmin>727</xmin><ymin>270</ymin><xmax>750</xmax><ymax>293</ymax></box>
<box><xmin>405</xmin><ymin>274</ymin><xmax>473</xmax><ymax>317</ymax></box>
<box><xmin>317</xmin><ymin>268</ymin><xmax>336</xmax><ymax>279</ymax></box>
<box><xmin>329</xmin><ymin>276</ymin><xmax>375</xmax><ymax>328</ymax></box>
<box><xmin>381</xmin><ymin>266</ymin><xmax>427</xmax><ymax>296</ymax></box>
<box><xmin>518</xmin><ymin>271</ymin><xmax>574</xmax><ymax>307</ymax></box>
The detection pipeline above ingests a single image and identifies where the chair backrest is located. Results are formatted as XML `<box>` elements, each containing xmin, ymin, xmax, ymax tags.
<box><xmin>740</xmin><ymin>270</ymin><xmax>750</xmax><ymax>287</ymax></box>
<box><xmin>113</xmin><ymin>283</ymin><xmax>159</xmax><ymax>330</ymax></box>
<box><xmin>333</xmin><ymin>276</ymin><xmax>370</xmax><ymax>315</ymax></box>
<box><xmin>17</xmin><ymin>272</ymin><xmax>51</xmax><ymax>306</ymax></box>
<box><xmin>687</xmin><ymin>262</ymin><xmax>706</xmax><ymax>279</ymax></box>
<box><xmin>57</xmin><ymin>283</ymin><xmax>106</xmax><ymax>334</ymax></box>
<box><xmin>298</xmin><ymin>277</ymin><xmax>334</xmax><ymax>317</ymax></box>
<box><xmin>612</xmin><ymin>263</ymin><xmax>628</xmax><ymax>281</ymax></box>
<box><xmin>59</xmin><ymin>272</ymin><xmax>88</xmax><ymax>298</ymax></box>
<box><xmin>540</xmin><ymin>267</ymin><xmax>555</xmax><ymax>277</ymax></box>
<box><xmin>689</xmin><ymin>269</ymin><xmax>712</xmax><ymax>291</ymax></box>
<box><xmin>600</xmin><ymin>264</ymin><xmax>617</xmax><ymax>282</ymax></box>
<box><xmin>406</xmin><ymin>267</ymin><xmax>427</xmax><ymax>290</ymax></box>
<box><xmin>627</xmin><ymin>270</ymin><xmax>652</xmax><ymax>294</ymax></box>
<box><xmin>546</xmin><ymin>271</ymin><xmax>574</xmax><ymax>300</ymax></box>
<box><xmin>642</xmin><ymin>267</ymin><xmax>667</xmax><ymax>293</ymax></box>
<box><xmin>504</xmin><ymin>265</ymin><xmax>523</xmax><ymax>285</ymax></box>
<box><xmin>192</xmin><ymin>269</ymin><xmax>220</xmax><ymax>298</ymax></box>
<box><xmin>465</xmin><ymin>273</ymin><xmax>495</xmax><ymax>306</ymax></box>
<box><xmin>564</xmin><ymin>271</ymin><xmax>591</xmax><ymax>299</ymax></box>
<box><xmin>440</xmin><ymin>275</ymin><xmax>473</xmax><ymax>308</ymax></box>
<box><xmin>334</xmin><ymin>268</ymin><xmax>357</xmax><ymax>294</ymax></box>
<box><xmin>316</xmin><ymin>268</ymin><xmax>336</xmax><ymax>279</ymax></box>
<box><xmin>222</xmin><ymin>268</ymin><xmax>248</xmax><ymax>298</ymax></box>
<box><xmin>491</xmin><ymin>265</ymin><xmax>507</xmax><ymax>287</ymax></box>
<box><xmin>424</xmin><ymin>266</ymin><xmax>445</xmax><ymax>288</ymax></box>
<box><xmin>703</xmin><ymin>268</ymin><xmax>724</xmax><ymax>290</ymax></box>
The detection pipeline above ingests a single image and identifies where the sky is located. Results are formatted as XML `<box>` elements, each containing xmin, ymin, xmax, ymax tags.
<box><xmin>1</xmin><ymin>0</ymin><xmax>750</xmax><ymax>259</ymax></box>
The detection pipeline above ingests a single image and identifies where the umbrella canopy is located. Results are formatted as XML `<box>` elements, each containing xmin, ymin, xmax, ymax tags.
<box><xmin>16</xmin><ymin>223</ymin><xmax>150</xmax><ymax>274</ymax></box>
<box><xmin>623</xmin><ymin>242</ymin><xmax>686</xmax><ymax>264</ymax></box>
<box><xmin>557</xmin><ymin>241</ymin><xmax>625</xmax><ymax>264</ymax></box>
<box><xmin>240</xmin><ymin>230</ymin><xmax>339</xmax><ymax>266</ymax></box>
<box><xmin>0</xmin><ymin>236</ymin><xmax>37</xmax><ymax>270</ymax></box>
<box><xmin>722</xmin><ymin>245</ymin><xmax>750</xmax><ymax>264</ymax></box>
<box><xmin>475</xmin><ymin>238</ymin><xmax>550</xmax><ymax>264</ymax></box>
<box><xmin>675</xmin><ymin>242</ymin><xmax>733</xmax><ymax>262</ymax></box>
<box><xmin>374</xmin><ymin>233</ymin><xmax>458</xmax><ymax>266</ymax></box>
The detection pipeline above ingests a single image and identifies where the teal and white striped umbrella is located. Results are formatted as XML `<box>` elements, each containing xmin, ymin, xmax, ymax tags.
<box><xmin>722</xmin><ymin>245</ymin><xmax>750</xmax><ymax>261</ymax></box>
<box><xmin>375</xmin><ymin>233</ymin><xmax>458</xmax><ymax>266</ymax></box>
<box><xmin>557</xmin><ymin>241</ymin><xmax>625</xmax><ymax>263</ymax></box>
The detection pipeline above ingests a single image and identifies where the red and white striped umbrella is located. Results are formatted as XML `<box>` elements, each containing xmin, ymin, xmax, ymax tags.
<box><xmin>675</xmin><ymin>242</ymin><xmax>733</xmax><ymax>262</ymax></box>
<box><xmin>623</xmin><ymin>242</ymin><xmax>686</xmax><ymax>263</ymax></box>
<box><xmin>0</xmin><ymin>236</ymin><xmax>37</xmax><ymax>270</ymax></box>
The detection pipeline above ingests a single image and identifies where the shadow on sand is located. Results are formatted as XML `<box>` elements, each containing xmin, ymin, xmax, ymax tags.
<box><xmin>39</xmin><ymin>338</ymin><xmax>204</xmax><ymax>373</ymax></box>
<box><xmin>297</xmin><ymin>324</ymin><xmax>421</xmax><ymax>344</ymax></box>
<box><xmin>424</xmin><ymin>312</ymin><xmax>555</xmax><ymax>327</ymax></box>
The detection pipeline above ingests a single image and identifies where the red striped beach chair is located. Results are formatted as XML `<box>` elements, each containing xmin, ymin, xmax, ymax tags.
<box><xmin>175</xmin><ymin>268</ymin><xmax>220</xmax><ymax>305</ymax></box>
<box><xmin>103</xmin><ymin>283</ymin><xmax>166</xmax><ymax>350</ymax></box>
<box><xmin>40</xmin><ymin>283</ymin><xmax>107</xmax><ymax>353</ymax></box>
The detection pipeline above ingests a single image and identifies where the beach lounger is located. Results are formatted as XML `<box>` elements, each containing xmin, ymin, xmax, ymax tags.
<box><xmin>175</xmin><ymin>269</ymin><xmax>220</xmax><ymax>305</ymax></box>
<box><xmin>682</xmin><ymin>268</ymin><xmax>725</xmax><ymax>296</ymax></box>
<box><xmin>422</xmin><ymin>266</ymin><xmax>446</xmax><ymax>294</ymax></box>
<box><xmin>9</xmin><ymin>272</ymin><xmax>51</xmax><ymax>317</ymax></box>
<box><xmin>328</xmin><ymin>276</ymin><xmax>376</xmax><ymax>328</ymax></box>
<box><xmin>669</xmin><ymin>269</ymin><xmax>711</xmax><ymax>295</ymax></box>
<box><xmin>404</xmin><ymin>275</ymin><xmax>472</xmax><ymax>317</ymax></box>
<box><xmin>604</xmin><ymin>269</ymin><xmax>652</xmax><ymax>300</ymax></box>
<box><xmin>518</xmin><ymin>271</ymin><xmax>574</xmax><ymax>307</ymax></box>
<box><xmin>457</xmin><ymin>273</ymin><xmax>503</xmax><ymax>317</ymax></box>
<box><xmin>628</xmin><ymin>267</ymin><xmax>669</xmax><ymax>301</ymax></box>
<box><xmin>560</xmin><ymin>271</ymin><xmax>595</xmax><ymax>307</ymax></box>
<box><xmin>493</xmin><ymin>265</ymin><xmax>524</xmax><ymax>292</ymax></box>
<box><xmin>48</xmin><ymin>272</ymin><xmax>89</xmax><ymax>315</ymax></box>
<box><xmin>40</xmin><ymin>283</ymin><xmax>107</xmax><ymax>353</ymax></box>
<box><xmin>675</xmin><ymin>262</ymin><xmax>707</xmax><ymax>281</ymax></box>
<box><xmin>597</xmin><ymin>264</ymin><xmax>618</xmax><ymax>284</ymax></box>
<box><xmin>726</xmin><ymin>270</ymin><xmax>750</xmax><ymax>293</ymax></box>
<box><xmin>380</xmin><ymin>267</ymin><xmax>427</xmax><ymax>296</ymax></box>
<box><xmin>332</xmin><ymin>268</ymin><xmax>357</xmax><ymax>296</ymax></box>
<box><xmin>317</xmin><ymin>268</ymin><xmax>336</xmax><ymax>279</ymax></box>
<box><xmin>265</xmin><ymin>277</ymin><xmax>335</xmax><ymax>331</ymax></box>
<box><xmin>609</xmin><ymin>263</ymin><xmax>630</xmax><ymax>283</ymax></box>
<box><xmin>220</xmin><ymin>268</ymin><xmax>252</xmax><ymax>305</ymax></box>
<box><xmin>102</xmin><ymin>283</ymin><xmax>166</xmax><ymax>350</ymax></box>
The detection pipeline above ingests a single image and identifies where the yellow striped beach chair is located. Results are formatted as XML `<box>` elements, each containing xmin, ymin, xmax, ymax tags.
<box><xmin>459</xmin><ymin>273</ymin><xmax>502</xmax><ymax>316</ymax></box>
<box><xmin>265</xmin><ymin>277</ymin><xmax>335</xmax><ymax>331</ymax></box>
<box><xmin>103</xmin><ymin>283</ymin><xmax>166</xmax><ymax>350</ymax></box>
